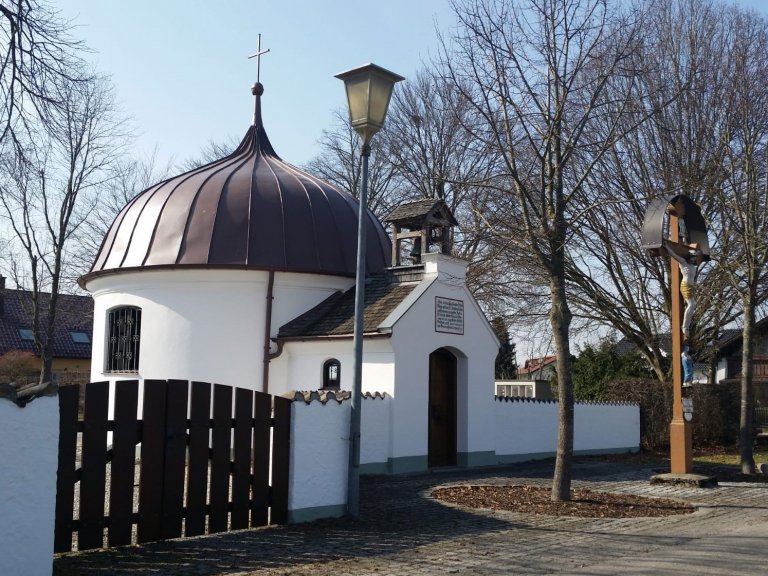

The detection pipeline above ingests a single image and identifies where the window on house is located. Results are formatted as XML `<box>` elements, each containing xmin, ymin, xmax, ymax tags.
<box><xmin>18</xmin><ymin>328</ymin><xmax>34</xmax><ymax>341</ymax></box>
<box><xmin>106</xmin><ymin>306</ymin><xmax>142</xmax><ymax>372</ymax></box>
<box><xmin>322</xmin><ymin>359</ymin><xmax>341</xmax><ymax>389</ymax></box>
<box><xmin>70</xmin><ymin>331</ymin><xmax>90</xmax><ymax>344</ymax></box>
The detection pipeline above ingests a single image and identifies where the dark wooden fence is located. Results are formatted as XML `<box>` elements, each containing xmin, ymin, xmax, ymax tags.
<box><xmin>54</xmin><ymin>380</ymin><xmax>291</xmax><ymax>553</ymax></box>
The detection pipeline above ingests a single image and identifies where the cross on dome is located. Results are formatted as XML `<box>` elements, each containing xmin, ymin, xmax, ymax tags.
<box><xmin>248</xmin><ymin>33</ymin><xmax>270</xmax><ymax>125</ymax></box>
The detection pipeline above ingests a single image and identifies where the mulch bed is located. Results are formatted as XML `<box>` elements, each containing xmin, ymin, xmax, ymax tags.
<box><xmin>432</xmin><ymin>485</ymin><xmax>695</xmax><ymax>518</ymax></box>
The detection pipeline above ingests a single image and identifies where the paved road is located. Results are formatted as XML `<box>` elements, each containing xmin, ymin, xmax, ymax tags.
<box><xmin>53</xmin><ymin>460</ymin><xmax>768</xmax><ymax>575</ymax></box>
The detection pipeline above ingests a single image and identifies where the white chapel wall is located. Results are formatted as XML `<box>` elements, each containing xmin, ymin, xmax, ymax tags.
<box><xmin>86</xmin><ymin>269</ymin><xmax>351</xmax><ymax>392</ymax></box>
<box><xmin>387</xmin><ymin>253</ymin><xmax>498</xmax><ymax>469</ymax></box>
<box><xmin>275</xmin><ymin>338</ymin><xmax>395</xmax><ymax>397</ymax></box>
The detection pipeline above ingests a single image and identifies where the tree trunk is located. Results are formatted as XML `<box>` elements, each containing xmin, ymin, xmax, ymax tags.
<box><xmin>550</xmin><ymin>268</ymin><xmax>574</xmax><ymax>502</ymax></box>
<box><xmin>739</xmin><ymin>297</ymin><xmax>756</xmax><ymax>475</ymax></box>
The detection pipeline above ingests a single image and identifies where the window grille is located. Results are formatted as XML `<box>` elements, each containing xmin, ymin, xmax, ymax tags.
<box><xmin>106</xmin><ymin>307</ymin><xmax>141</xmax><ymax>372</ymax></box>
<box><xmin>322</xmin><ymin>359</ymin><xmax>341</xmax><ymax>389</ymax></box>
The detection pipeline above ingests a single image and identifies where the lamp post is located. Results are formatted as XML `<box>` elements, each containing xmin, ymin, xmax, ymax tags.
<box><xmin>336</xmin><ymin>63</ymin><xmax>403</xmax><ymax>517</ymax></box>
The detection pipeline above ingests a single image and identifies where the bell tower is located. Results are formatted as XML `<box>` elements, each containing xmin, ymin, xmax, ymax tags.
<box><xmin>385</xmin><ymin>199</ymin><xmax>458</xmax><ymax>266</ymax></box>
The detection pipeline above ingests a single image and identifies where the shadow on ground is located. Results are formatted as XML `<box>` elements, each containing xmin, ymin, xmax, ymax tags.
<box><xmin>52</xmin><ymin>459</ymin><xmax>674</xmax><ymax>576</ymax></box>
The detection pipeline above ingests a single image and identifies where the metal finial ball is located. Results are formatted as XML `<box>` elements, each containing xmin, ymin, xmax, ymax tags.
<box><xmin>252</xmin><ymin>82</ymin><xmax>264</xmax><ymax>96</ymax></box>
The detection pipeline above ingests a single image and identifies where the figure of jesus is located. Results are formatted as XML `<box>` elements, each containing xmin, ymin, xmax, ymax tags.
<box><xmin>664</xmin><ymin>240</ymin><xmax>704</xmax><ymax>340</ymax></box>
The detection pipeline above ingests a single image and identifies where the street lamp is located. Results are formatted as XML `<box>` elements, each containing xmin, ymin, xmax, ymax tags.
<box><xmin>336</xmin><ymin>63</ymin><xmax>403</xmax><ymax>518</ymax></box>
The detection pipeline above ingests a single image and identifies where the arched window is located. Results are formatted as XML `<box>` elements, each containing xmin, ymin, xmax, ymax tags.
<box><xmin>105</xmin><ymin>306</ymin><xmax>142</xmax><ymax>373</ymax></box>
<box><xmin>322</xmin><ymin>359</ymin><xmax>341</xmax><ymax>389</ymax></box>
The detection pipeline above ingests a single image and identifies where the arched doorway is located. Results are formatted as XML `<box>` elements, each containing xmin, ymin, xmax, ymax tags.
<box><xmin>428</xmin><ymin>348</ymin><xmax>457</xmax><ymax>467</ymax></box>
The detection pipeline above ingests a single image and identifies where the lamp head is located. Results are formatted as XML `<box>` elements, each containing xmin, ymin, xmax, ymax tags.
<box><xmin>335</xmin><ymin>63</ymin><xmax>404</xmax><ymax>146</ymax></box>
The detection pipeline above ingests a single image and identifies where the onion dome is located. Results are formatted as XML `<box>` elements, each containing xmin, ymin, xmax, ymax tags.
<box><xmin>81</xmin><ymin>82</ymin><xmax>391</xmax><ymax>286</ymax></box>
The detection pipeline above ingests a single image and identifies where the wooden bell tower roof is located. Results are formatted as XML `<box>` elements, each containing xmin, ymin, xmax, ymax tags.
<box><xmin>385</xmin><ymin>199</ymin><xmax>457</xmax><ymax>267</ymax></box>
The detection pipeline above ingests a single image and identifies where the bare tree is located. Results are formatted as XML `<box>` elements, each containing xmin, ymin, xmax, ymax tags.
<box><xmin>383</xmin><ymin>68</ymin><xmax>501</xmax><ymax>296</ymax></box>
<box><xmin>0</xmin><ymin>0</ymin><xmax>87</xmax><ymax>154</ymax></box>
<box><xmin>562</xmin><ymin>0</ymin><xmax>746</xmax><ymax>383</ymax></box>
<box><xmin>305</xmin><ymin>109</ymin><xmax>405</xmax><ymax>218</ymax></box>
<box><xmin>712</xmin><ymin>8</ymin><xmax>768</xmax><ymax>474</ymax></box>
<box><xmin>443</xmin><ymin>0</ymin><xmax>642</xmax><ymax>500</ymax></box>
<box><xmin>179</xmin><ymin>135</ymin><xmax>240</xmax><ymax>172</ymax></box>
<box><xmin>0</xmin><ymin>73</ymin><xmax>127</xmax><ymax>383</ymax></box>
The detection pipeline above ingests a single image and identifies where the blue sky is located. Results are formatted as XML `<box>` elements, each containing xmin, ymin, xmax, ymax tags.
<box><xmin>60</xmin><ymin>0</ymin><xmax>768</xmax><ymax>171</ymax></box>
<box><xmin>59</xmin><ymin>0</ymin><xmax>455</xmax><ymax>169</ymax></box>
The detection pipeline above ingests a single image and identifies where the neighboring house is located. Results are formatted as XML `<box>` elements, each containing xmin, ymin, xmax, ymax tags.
<box><xmin>616</xmin><ymin>318</ymin><xmax>768</xmax><ymax>391</ymax></box>
<box><xmin>517</xmin><ymin>355</ymin><xmax>557</xmax><ymax>381</ymax></box>
<box><xmin>716</xmin><ymin>317</ymin><xmax>768</xmax><ymax>404</ymax></box>
<box><xmin>0</xmin><ymin>277</ymin><xmax>93</xmax><ymax>381</ymax></box>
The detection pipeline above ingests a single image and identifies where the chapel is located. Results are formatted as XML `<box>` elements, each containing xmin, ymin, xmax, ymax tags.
<box><xmin>80</xmin><ymin>80</ymin><xmax>499</xmax><ymax>473</ymax></box>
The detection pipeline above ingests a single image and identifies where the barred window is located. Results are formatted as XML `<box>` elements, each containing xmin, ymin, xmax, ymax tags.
<box><xmin>106</xmin><ymin>307</ymin><xmax>142</xmax><ymax>372</ymax></box>
<box><xmin>322</xmin><ymin>359</ymin><xmax>341</xmax><ymax>389</ymax></box>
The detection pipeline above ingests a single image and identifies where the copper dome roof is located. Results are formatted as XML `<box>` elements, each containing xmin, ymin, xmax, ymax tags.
<box><xmin>82</xmin><ymin>85</ymin><xmax>391</xmax><ymax>285</ymax></box>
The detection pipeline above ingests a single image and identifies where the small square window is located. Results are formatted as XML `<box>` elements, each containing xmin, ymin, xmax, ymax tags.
<box><xmin>18</xmin><ymin>328</ymin><xmax>34</xmax><ymax>341</ymax></box>
<box><xmin>70</xmin><ymin>331</ymin><xmax>90</xmax><ymax>344</ymax></box>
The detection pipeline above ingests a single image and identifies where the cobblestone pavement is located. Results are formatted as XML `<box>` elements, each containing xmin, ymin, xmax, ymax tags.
<box><xmin>53</xmin><ymin>460</ymin><xmax>768</xmax><ymax>576</ymax></box>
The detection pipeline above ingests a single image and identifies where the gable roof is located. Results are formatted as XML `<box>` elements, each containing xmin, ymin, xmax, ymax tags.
<box><xmin>615</xmin><ymin>324</ymin><xmax>760</xmax><ymax>359</ymax></box>
<box><xmin>278</xmin><ymin>269</ymin><xmax>422</xmax><ymax>339</ymax></box>
<box><xmin>518</xmin><ymin>355</ymin><xmax>557</xmax><ymax>377</ymax></box>
<box><xmin>384</xmin><ymin>198</ymin><xmax>458</xmax><ymax>227</ymax></box>
<box><xmin>0</xmin><ymin>289</ymin><xmax>93</xmax><ymax>359</ymax></box>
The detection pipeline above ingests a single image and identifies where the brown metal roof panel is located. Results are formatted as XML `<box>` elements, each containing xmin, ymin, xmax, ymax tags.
<box><xmin>175</xmin><ymin>159</ymin><xmax>246</xmax><ymax>265</ymax></box>
<box><xmin>121</xmin><ymin>179</ymin><xmax>179</xmax><ymax>268</ymax></box>
<box><xmin>276</xmin><ymin>168</ymin><xmax>324</xmax><ymax>271</ymax></box>
<box><xmin>143</xmin><ymin>168</ymin><xmax>220</xmax><ymax>266</ymax></box>
<box><xmin>297</xmin><ymin>178</ymin><xmax>345</xmax><ymax>273</ymax></box>
<box><xmin>207</xmin><ymin>158</ymin><xmax>259</xmax><ymax>265</ymax></box>
<box><xmin>101</xmin><ymin>186</ymin><xmax>158</xmax><ymax>270</ymax></box>
<box><xmin>282</xmin><ymin>164</ymin><xmax>356</xmax><ymax>274</ymax></box>
<box><xmin>245</xmin><ymin>156</ymin><xmax>288</xmax><ymax>268</ymax></box>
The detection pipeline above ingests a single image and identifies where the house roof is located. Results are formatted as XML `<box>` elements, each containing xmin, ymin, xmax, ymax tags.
<box><xmin>0</xmin><ymin>289</ymin><xmax>93</xmax><ymax>359</ymax></box>
<box><xmin>82</xmin><ymin>83</ymin><xmax>391</xmax><ymax>286</ymax></box>
<box><xmin>278</xmin><ymin>269</ymin><xmax>422</xmax><ymax>339</ymax></box>
<box><xmin>518</xmin><ymin>355</ymin><xmax>557</xmax><ymax>376</ymax></box>
<box><xmin>616</xmin><ymin>324</ymin><xmax>758</xmax><ymax>358</ymax></box>
<box><xmin>384</xmin><ymin>198</ymin><xmax>458</xmax><ymax>227</ymax></box>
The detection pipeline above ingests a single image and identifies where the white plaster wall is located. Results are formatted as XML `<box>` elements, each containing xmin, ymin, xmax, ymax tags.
<box><xmin>288</xmin><ymin>400</ymin><xmax>349</xmax><ymax>514</ymax></box>
<box><xmin>494</xmin><ymin>400</ymin><xmax>559</xmax><ymax>455</ymax></box>
<box><xmin>86</xmin><ymin>269</ymin><xmax>350</xmax><ymax>391</ymax></box>
<box><xmin>494</xmin><ymin>400</ymin><xmax>640</xmax><ymax>457</ymax></box>
<box><xmin>276</xmin><ymin>339</ymin><xmax>394</xmax><ymax>397</ymax></box>
<box><xmin>288</xmin><ymin>395</ymin><xmax>391</xmax><ymax>518</ymax></box>
<box><xmin>388</xmin><ymin>254</ymin><xmax>498</xmax><ymax>462</ymax></box>
<box><xmin>0</xmin><ymin>396</ymin><xmax>59</xmax><ymax>576</ymax></box>
<box><xmin>360</xmin><ymin>394</ymin><xmax>393</xmax><ymax>466</ymax></box>
<box><xmin>574</xmin><ymin>403</ymin><xmax>640</xmax><ymax>451</ymax></box>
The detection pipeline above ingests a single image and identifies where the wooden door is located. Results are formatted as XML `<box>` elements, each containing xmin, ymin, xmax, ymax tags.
<box><xmin>428</xmin><ymin>348</ymin><xmax>457</xmax><ymax>467</ymax></box>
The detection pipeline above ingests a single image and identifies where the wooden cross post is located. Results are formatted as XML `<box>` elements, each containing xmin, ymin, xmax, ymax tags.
<box><xmin>669</xmin><ymin>213</ymin><xmax>693</xmax><ymax>473</ymax></box>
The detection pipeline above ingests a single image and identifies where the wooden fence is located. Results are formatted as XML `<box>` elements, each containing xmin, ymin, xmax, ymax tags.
<box><xmin>54</xmin><ymin>379</ymin><xmax>291</xmax><ymax>553</ymax></box>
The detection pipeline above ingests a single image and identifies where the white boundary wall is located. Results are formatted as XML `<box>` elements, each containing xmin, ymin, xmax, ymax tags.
<box><xmin>286</xmin><ymin>394</ymin><xmax>638</xmax><ymax>522</ymax></box>
<box><xmin>494</xmin><ymin>398</ymin><xmax>639</xmax><ymax>462</ymax></box>
<box><xmin>288</xmin><ymin>394</ymin><xmax>393</xmax><ymax>522</ymax></box>
<box><xmin>0</xmin><ymin>395</ymin><xmax>59</xmax><ymax>576</ymax></box>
